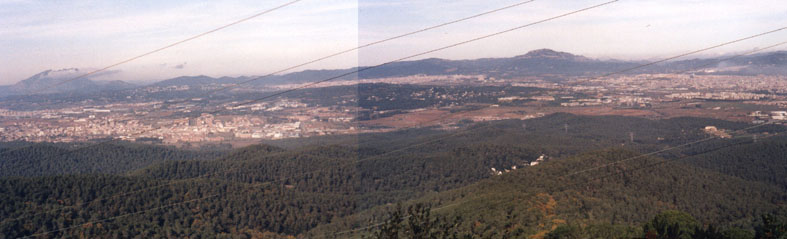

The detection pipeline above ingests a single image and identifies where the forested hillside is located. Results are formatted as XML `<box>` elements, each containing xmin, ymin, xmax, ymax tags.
<box><xmin>0</xmin><ymin>142</ymin><xmax>226</xmax><ymax>177</ymax></box>
<box><xmin>309</xmin><ymin>146</ymin><xmax>787</xmax><ymax>238</ymax></box>
<box><xmin>684</xmin><ymin>136</ymin><xmax>787</xmax><ymax>189</ymax></box>
<box><xmin>1</xmin><ymin>114</ymin><xmax>785</xmax><ymax>238</ymax></box>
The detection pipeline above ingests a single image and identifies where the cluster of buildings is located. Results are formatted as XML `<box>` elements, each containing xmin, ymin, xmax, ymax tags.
<box><xmin>490</xmin><ymin>154</ymin><xmax>548</xmax><ymax>176</ymax></box>
<box><xmin>0</xmin><ymin>98</ymin><xmax>361</xmax><ymax>144</ymax></box>
<box><xmin>750</xmin><ymin>111</ymin><xmax>787</xmax><ymax>122</ymax></box>
<box><xmin>703</xmin><ymin>126</ymin><xmax>732</xmax><ymax>138</ymax></box>
<box><xmin>3</xmin><ymin>73</ymin><xmax>786</xmax><ymax>146</ymax></box>
<box><xmin>665</xmin><ymin>92</ymin><xmax>768</xmax><ymax>101</ymax></box>
<box><xmin>545</xmin><ymin>74</ymin><xmax>787</xmax><ymax>110</ymax></box>
<box><xmin>557</xmin><ymin>95</ymin><xmax>653</xmax><ymax>108</ymax></box>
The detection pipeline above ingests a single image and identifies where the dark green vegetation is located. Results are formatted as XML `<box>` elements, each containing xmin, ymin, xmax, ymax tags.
<box><xmin>311</xmin><ymin>138</ymin><xmax>787</xmax><ymax>238</ymax></box>
<box><xmin>366</xmin><ymin>207</ymin><xmax>787</xmax><ymax>239</ymax></box>
<box><xmin>1</xmin><ymin>114</ymin><xmax>786</xmax><ymax>238</ymax></box>
<box><xmin>0</xmin><ymin>142</ymin><xmax>226</xmax><ymax>177</ymax></box>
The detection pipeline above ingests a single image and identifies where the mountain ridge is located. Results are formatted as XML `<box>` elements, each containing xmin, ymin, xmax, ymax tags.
<box><xmin>129</xmin><ymin>49</ymin><xmax>787</xmax><ymax>87</ymax></box>
<box><xmin>3</xmin><ymin>49</ymin><xmax>786</xmax><ymax>96</ymax></box>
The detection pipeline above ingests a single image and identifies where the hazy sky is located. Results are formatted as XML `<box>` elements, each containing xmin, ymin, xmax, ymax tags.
<box><xmin>1</xmin><ymin>0</ymin><xmax>785</xmax><ymax>85</ymax></box>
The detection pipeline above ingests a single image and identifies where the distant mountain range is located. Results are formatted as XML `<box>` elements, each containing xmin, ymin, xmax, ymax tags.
<box><xmin>146</xmin><ymin>49</ymin><xmax>787</xmax><ymax>89</ymax></box>
<box><xmin>354</xmin><ymin>48</ymin><xmax>787</xmax><ymax>79</ymax></box>
<box><xmin>3</xmin><ymin>49</ymin><xmax>786</xmax><ymax>97</ymax></box>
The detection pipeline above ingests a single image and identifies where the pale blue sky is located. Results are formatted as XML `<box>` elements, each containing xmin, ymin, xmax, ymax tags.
<box><xmin>1</xmin><ymin>0</ymin><xmax>785</xmax><ymax>85</ymax></box>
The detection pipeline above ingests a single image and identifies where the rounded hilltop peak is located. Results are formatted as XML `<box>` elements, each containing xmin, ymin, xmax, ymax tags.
<box><xmin>516</xmin><ymin>49</ymin><xmax>589</xmax><ymax>61</ymax></box>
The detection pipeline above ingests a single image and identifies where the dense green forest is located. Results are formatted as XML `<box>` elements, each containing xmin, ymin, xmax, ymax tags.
<box><xmin>1</xmin><ymin>114</ymin><xmax>785</xmax><ymax>238</ymax></box>
<box><xmin>683</xmin><ymin>137</ymin><xmax>787</xmax><ymax>189</ymax></box>
<box><xmin>306</xmin><ymin>145</ymin><xmax>787</xmax><ymax>238</ymax></box>
<box><xmin>0</xmin><ymin>142</ymin><xmax>226</xmax><ymax>177</ymax></box>
<box><xmin>364</xmin><ymin>206</ymin><xmax>787</xmax><ymax>239</ymax></box>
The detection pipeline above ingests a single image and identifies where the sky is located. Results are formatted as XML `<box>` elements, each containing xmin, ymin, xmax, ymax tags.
<box><xmin>0</xmin><ymin>0</ymin><xmax>785</xmax><ymax>85</ymax></box>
